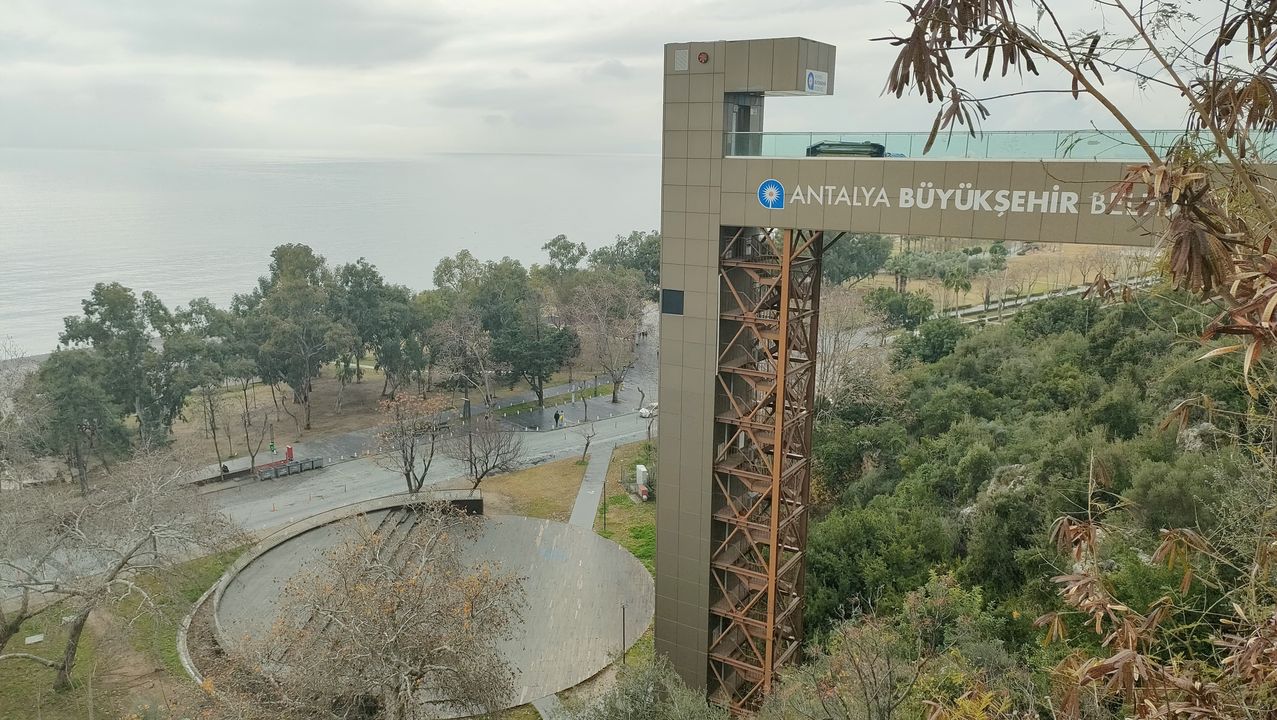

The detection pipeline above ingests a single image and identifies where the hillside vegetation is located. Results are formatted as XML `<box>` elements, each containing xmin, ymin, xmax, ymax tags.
<box><xmin>784</xmin><ymin>291</ymin><xmax>1259</xmax><ymax>715</ymax></box>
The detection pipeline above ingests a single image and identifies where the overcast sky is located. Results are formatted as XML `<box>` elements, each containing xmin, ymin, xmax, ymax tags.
<box><xmin>0</xmin><ymin>0</ymin><xmax>1188</xmax><ymax>156</ymax></box>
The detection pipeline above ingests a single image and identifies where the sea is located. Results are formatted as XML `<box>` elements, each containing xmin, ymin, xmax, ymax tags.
<box><xmin>0</xmin><ymin>149</ymin><xmax>660</xmax><ymax>356</ymax></box>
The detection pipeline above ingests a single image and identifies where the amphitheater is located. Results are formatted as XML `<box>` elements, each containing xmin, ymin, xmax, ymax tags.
<box><xmin>198</xmin><ymin>492</ymin><xmax>654</xmax><ymax>718</ymax></box>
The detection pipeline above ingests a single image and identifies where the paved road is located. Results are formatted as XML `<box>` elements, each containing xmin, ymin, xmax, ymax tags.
<box><xmin>213</xmin><ymin>414</ymin><xmax>654</xmax><ymax>535</ymax></box>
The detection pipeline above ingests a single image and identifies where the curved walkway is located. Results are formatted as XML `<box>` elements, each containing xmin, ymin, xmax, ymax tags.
<box><xmin>202</xmin><ymin>493</ymin><xmax>653</xmax><ymax>719</ymax></box>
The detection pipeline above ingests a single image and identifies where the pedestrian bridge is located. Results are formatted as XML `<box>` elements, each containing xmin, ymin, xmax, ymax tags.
<box><xmin>724</xmin><ymin>128</ymin><xmax>1276</xmax><ymax>161</ymax></box>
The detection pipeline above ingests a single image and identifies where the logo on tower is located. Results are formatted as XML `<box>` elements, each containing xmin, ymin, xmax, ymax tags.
<box><xmin>804</xmin><ymin>69</ymin><xmax>828</xmax><ymax>94</ymax></box>
<box><xmin>757</xmin><ymin>178</ymin><xmax>785</xmax><ymax>209</ymax></box>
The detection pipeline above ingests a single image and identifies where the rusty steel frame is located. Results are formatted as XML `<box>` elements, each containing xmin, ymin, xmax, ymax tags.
<box><xmin>707</xmin><ymin>226</ymin><xmax>828</xmax><ymax>714</ymax></box>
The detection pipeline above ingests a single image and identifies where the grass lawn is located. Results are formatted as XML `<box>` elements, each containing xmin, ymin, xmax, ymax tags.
<box><xmin>497</xmin><ymin>705</ymin><xmax>543</xmax><ymax>719</ymax></box>
<box><xmin>475</xmin><ymin>456</ymin><xmax>588</xmax><ymax>522</ymax></box>
<box><xmin>0</xmin><ymin>604</ymin><xmax>121</xmax><ymax>720</ymax></box>
<box><xmin>594</xmin><ymin>441</ymin><xmax>657</xmax><ymax>574</ymax></box>
<box><xmin>495</xmin><ymin>382</ymin><xmax>614</xmax><ymax>417</ymax></box>
<box><xmin>116</xmin><ymin>546</ymin><xmax>248</xmax><ymax>676</ymax></box>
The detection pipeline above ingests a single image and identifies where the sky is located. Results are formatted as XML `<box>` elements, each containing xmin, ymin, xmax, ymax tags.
<box><xmin>0</xmin><ymin>0</ymin><xmax>1191</xmax><ymax>157</ymax></box>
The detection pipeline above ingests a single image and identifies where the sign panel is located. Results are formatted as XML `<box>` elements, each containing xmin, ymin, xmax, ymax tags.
<box><xmin>674</xmin><ymin>48</ymin><xmax>689</xmax><ymax>72</ymax></box>
<box><xmin>720</xmin><ymin>158</ymin><xmax>1167</xmax><ymax>247</ymax></box>
<box><xmin>753</xmin><ymin>176</ymin><xmax>1148</xmax><ymax>217</ymax></box>
<box><xmin>804</xmin><ymin>69</ymin><xmax>828</xmax><ymax>94</ymax></box>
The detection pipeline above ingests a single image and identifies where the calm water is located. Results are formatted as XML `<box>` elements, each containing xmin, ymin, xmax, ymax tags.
<box><xmin>0</xmin><ymin>149</ymin><xmax>660</xmax><ymax>355</ymax></box>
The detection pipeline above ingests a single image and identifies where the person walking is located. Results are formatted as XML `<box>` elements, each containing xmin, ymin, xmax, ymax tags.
<box><xmin>269</xmin><ymin>440</ymin><xmax>277</xmax><ymax>455</ymax></box>
<box><xmin>553</xmin><ymin>410</ymin><xmax>562</xmax><ymax>429</ymax></box>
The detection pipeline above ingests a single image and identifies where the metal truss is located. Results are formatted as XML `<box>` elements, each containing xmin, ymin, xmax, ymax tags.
<box><xmin>707</xmin><ymin>226</ymin><xmax>828</xmax><ymax>714</ymax></box>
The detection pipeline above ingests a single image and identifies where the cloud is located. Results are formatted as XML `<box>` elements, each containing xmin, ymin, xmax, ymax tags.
<box><xmin>37</xmin><ymin>0</ymin><xmax>458</xmax><ymax>68</ymax></box>
<box><xmin>589</xmin><ymin>59</ymin><xmax>633</xmax><ymax>80</ymax></box>
<box><xmin>0</xmin><ymin>0</ymin><xmax>1189</xmax><ymax>155</ymax></box>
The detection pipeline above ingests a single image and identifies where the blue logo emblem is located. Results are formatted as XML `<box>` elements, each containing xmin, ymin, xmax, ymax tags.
<box><xmin>807</xmin><ymin>71</ymin><xmax>816</xmax><ymax>90</ymax></box>
<box><xmin>757</xmin><ymin>178</ymin><xmax>785</xmax><ymax>209</ymax></box>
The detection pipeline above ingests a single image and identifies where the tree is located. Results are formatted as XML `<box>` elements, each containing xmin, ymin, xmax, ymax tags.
<box><xmin>412</xmin><ymin>289</ymin><xmax>453</xmax><ymax>393</ymax></box>
<box><xmin>864</xmin><ymin>288</ymin><xmax>934</xmax><ymax>332</ymax></box>
<box><xmin>0</xmin><ymin>487</ymin><xmax>60</xmax><ymax>652</ymax></box>
<box><xmin>332</xmin><ymin>257</ymin><xmax>388</xmax><ymax>384</ymax></box>
<box><xmin>257</xmin><ymin>275</ymin><xmax>351</xmax><ymax>431</ymax></box>
<box><xmin>0</xmin><ymin>450</ymin><xmax>233</xmax><ymax>690</ymax></box>
<box><xmin>240</xmin><ymin>505</ymin><xmax>524</xmax><ymax>719</ymax></box>
<box><xmin>576</xmin><ymin>423</ymin><xmax>597</xmax><ymax>463</ymax></box>
<box><xmin>31</xmin><ymin>349</ymin><xmax>128</xmax><ymax>494</ymax></box>
<box><xmin>0</xmin><ymin>338</ymin><xmax>44</xmax><ymax>491</ymax></box>
<box><xmin>471</xmin><ymin>257</ymin><xmax>532</xmax><ymax>338</ymax></box>
<box><xmin>186</xmin><ymin>347</ymin><xmax>233</xmax><ymax>477</ymax></box>
<box><xmin>378</xmin><ymin>394</ymin><xmax>450</xmax><ymax>494</ymax></box>
<box><xmin>823</xmin><ymin>234</ymin><xmax>893</xmax><ymax>285</ymax></box>
<box><xmin>805</xmin><ymin>498</ymin><xmax>954</xmax><ymax>631</ymax></box>
<box><xmin>573</xmin><ymin>268</ymin><xmax>647</xmax><ymax>404</ymax></box>
<box><xmin>239</xmin><ymin>401</ymin><xmax>271</xmax><ymax>477</ymax></box>
<box><xmin>437</xmin><ymin>310</ymin><xmax>500</xmax><ymax>407</ymax></box>
<box><xmin>432</xmin><ymin>249</ymin><xmax>483</xmax><ymax>293</ymax></box>
<box><xmin>815</xmin><ymin>287</ymin><xmax>873</xmax><ymax>402</ymax></box>
<box><xmin>366</xmin><ymin>287</ymin><xmax>431</xmax><ymax>399</ymax></box>
<box><xmin>59</xmin><ymin>282</ymin><xmax>192</xmax><ymax>445</ymax></box>
<box><xmin>542</xmin><ymin>234</ymin><xmax>588</xmax><ymax>277</ymax></box>
<box><xmin>492</xmin><ymin>305</ymin><xmax>578</xmax><ymax>408</ymax></box>
<box><xmin>760</xmin><ymin>616</ymin><xmax>931</xmax><ymax>720</ymax></box>
<box><xmin>443</xmin><ymin>418</ymin><xmax>523</xmax><ymax>490</ymax></box>
<box><xmin>562</xmin><ymin>655</ymin><xmax>728</xmax><ymax>720</ymax></box>
<box><xmin>589</xmin><ymin>230</ymin><xmax>661</xmax><ymax>289</ymax></box>
<box><xmin>896</xmin><ymin>317</ymin><xmax>968</xmax><ymax>365</ymax></box>
<box><xmin>941</xmin><ymin>266</ymin><xmax>972</xmax><ymax>311</ymax></box>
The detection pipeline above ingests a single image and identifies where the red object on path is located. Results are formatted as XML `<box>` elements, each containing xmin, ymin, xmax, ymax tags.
<box><xmin>285</xmin><ymin>445</ymin><xmax>294</xmax><ymax>461</ymax></box>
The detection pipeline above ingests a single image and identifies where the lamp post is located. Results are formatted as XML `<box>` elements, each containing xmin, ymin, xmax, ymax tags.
<box><xmin>621</xmin><ymin>602</ymin><xmax>627</xmax><ymax>665</ymax></box>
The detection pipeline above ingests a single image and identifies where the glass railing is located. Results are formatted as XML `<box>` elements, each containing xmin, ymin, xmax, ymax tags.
<box><xmin>723</xmin><ymin>130</ymin><xmax>1275</xmax><ymax>161</ymax></box>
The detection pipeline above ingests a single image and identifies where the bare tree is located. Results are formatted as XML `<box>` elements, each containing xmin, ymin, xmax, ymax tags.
<box><xmin>758</xmin><ymin>616</ymin><xmax>930</xmax><ymax>720</ymax></box>
<box><xmin>576</xmin><ymin>423</ymin><xmax>598</xmax><ymax>463</ymax></box>
<box><xmin>0</xmin><ymin>489</ymin><xmax>60</xmax><ymax>652</ymax></box>
<box><xmin>881</xmin><ymin>0</ymin><xmax>1277</xmax><ymax>370</ymax></box>
<box><xmin>815</xmin><ymin>286</ymin><xmax>872</xmax><ymax>402</ymax></box>
<box><xmin>0</xmin><ymin>450</ymin><xmax>236</xmax><ymax>690</ymax></box>
<box><xmin>241</xmin><ymin>410</ymin><xmax>270</xmax><ymax>475</ymax></box>
<box><xmin>194</xmin><ymin>377</ymin><xmax>231</xmax><ymax>478</ymax></box>
<box><xmin>573</xmin><ymin>269</ymin><xmax>647</xmax><ymax>404</ymax></box>
<box><xmin>562</xmin><ymin>655</ymin><xmax>728</xmax><ymax>720</ymax></box>
<box><xmin>579</xmin><ymin>382</ymin><xmax>591</xmax><ymax>421</ymax></box>
<box><xmin>438</xmin><ymin>312</ymin><xmax>499</xmax><ymax>408</ymax></box>
<box><xmin>1068</xmin><ymin>249</ymin><xmax>1101</xmax><ymax>291</ymax></box>
<box><xmin>238</xmin><ymin>506</ymin><xmax>524</xmax><ymax>720</ymax></box>
<box><xmin>0</xmin><ymin>337</ymin><xmax>43</xmax><ymax>492</ymax></box>
<box><xmin>377</xmin><ymin>394</ymin><xmax>450</xmax><ymax>493</ymax></box>
<box><xmin>443</xmin><ymin>418</ymin><xmax>524</xmax><ymax>490</ymax></box>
